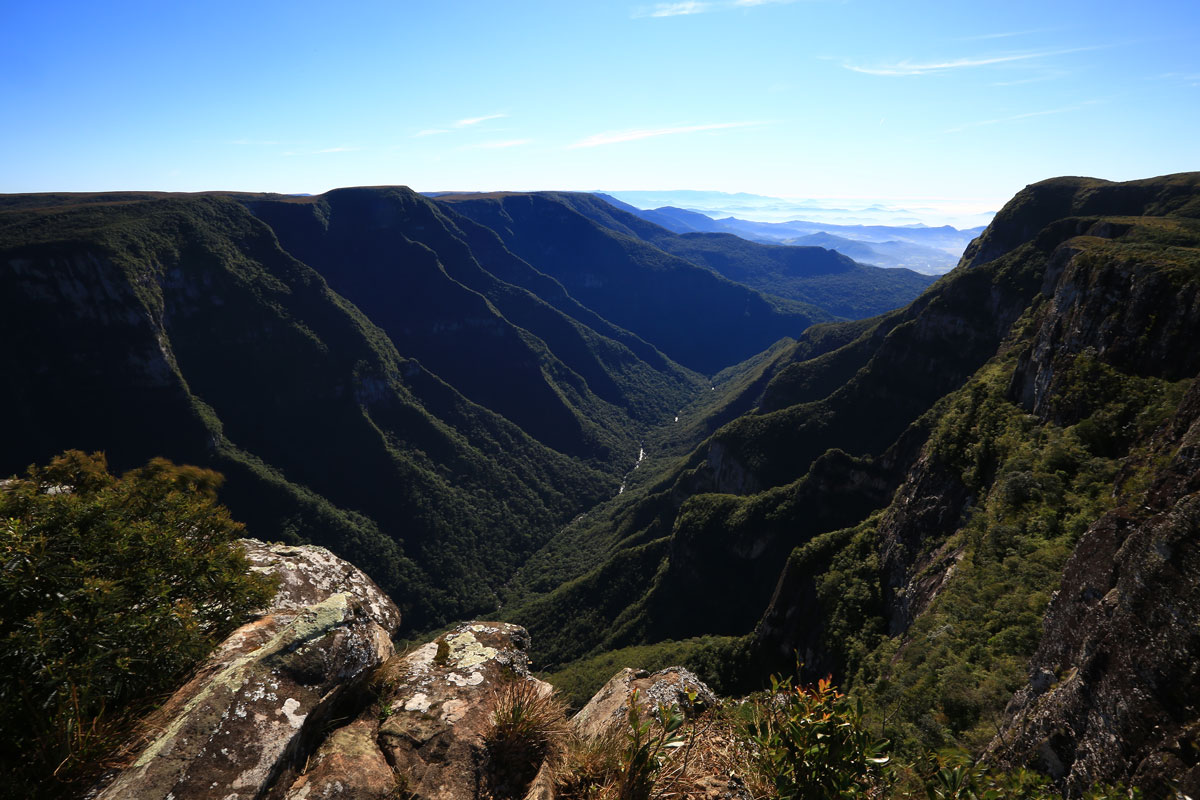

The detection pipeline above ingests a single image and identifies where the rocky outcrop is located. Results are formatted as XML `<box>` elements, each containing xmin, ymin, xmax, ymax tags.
<box><xmin>705</xmin><ymin>440</ymin><xmax>762</xmax><ymax>495</ymax></box>
<box><xmin>94</xmin><ymin>541</ymin><xmax>400</xmax><ymax>800</ymax></box>
<box><xmin>571</xmin><ymin>667</ymin><xmax>716</xmax><ymax>740</ymax></box>
<box><xmin>279</xmin><ymin>621</ymin><xmax>553</xmax><ymax>800</ymax></box>
<box><xmin>241</xmin><ymin>539</ymin><xmax>402</xmax><ymax>635</ymax></box>
<box><xmin>877</xmin><ymin>452</ymin><xmax>972</xmax><ymax>636</ymax></box>
<box><xmin>1009</xmin><ymin>229</ymin><xmax>1200</xmax><ymax>418</ymax></box>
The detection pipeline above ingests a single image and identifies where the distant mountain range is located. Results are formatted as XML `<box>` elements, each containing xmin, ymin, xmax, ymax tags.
<box><xmin>597</xmin><ymin>192</ymin><xmax>985</xmax><ymax>275</ymax></box>
<box><xmin>601</xmin><ymin>188</ymin><xmax>996</xmax><ymax>228</ymax></box>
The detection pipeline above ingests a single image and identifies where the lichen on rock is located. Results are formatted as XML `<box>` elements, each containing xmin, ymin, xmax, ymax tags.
<box><xmin>92</xmin><ymin>541</ymin><xmax>400</xmax><ymax>800</ymax></box>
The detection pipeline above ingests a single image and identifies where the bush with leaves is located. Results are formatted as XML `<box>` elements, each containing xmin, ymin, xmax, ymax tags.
<box><xmin>616</xmin><ymin>691</ymin><xmax>688</xmax><ymax>800</ymax></box>
<box><xmin>745</xmin><ymin>674</ymin><xmax>891</xmax><ymax>799</ymax></box>
<box><xmin>0</xmin><ymin>450</ymin><xmax>275</xmax><ymax>796</ymax></box>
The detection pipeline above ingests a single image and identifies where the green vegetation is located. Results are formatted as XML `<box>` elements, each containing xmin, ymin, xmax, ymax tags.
<box><xmin>0</xmin><ymin>451</ymin><xmax>275</xmax><ymax>797</ymax></box>
<box><xmin>811</xmin><ymin>346</ymin><xmax>1189</xmax><ymax>756</ymax></box>
<box><xmin>732</xmin><ymin>673</ymin><xmax>1140</xmax><ymax>799</ymax></box>
<box><xmin>0</xmin><ymin>194</ymin><xmax>626</xmax><ymax>630</ymax></box>
<box><xmin>437</xmin><ymin>191</ymin><xmax>835</xmax><ymax>374</ymax></box>
<box><xmin>745</xmin><ymin>674</ymin><xmax>890</xmax><ymax>799</ymax></box>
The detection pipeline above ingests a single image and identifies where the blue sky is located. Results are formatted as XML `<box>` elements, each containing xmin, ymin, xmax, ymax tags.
<box><xmin>2</xmin><ymin>0</ymin><xmax>1198</xmax><ymax>217</ymax></box>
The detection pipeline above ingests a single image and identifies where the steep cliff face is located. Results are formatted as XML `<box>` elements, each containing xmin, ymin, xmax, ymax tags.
<box><xmin>871</xmin><ymin>182</ymin><xmax>1200</xmax><ymax>643</ymax></box>
<box><xmin>979</xmin><ymin>223</ymin><xmax>1200</xmax><ymax>793</ymax></box>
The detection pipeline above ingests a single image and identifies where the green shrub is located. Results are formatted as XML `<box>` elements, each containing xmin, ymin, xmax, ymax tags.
<box><xmin>615</xmin><ymin>691</ymin><xmax>687</xmax><ymax>800</ymax></box>
<box><xmin>744</xmin><ymin>674</ymin><xmax>890</xmax><ymax>799</ymax></box>
<box><xmin>0</xmin><ymin>451</ymin><xmax>275</xmax><ymax>796</ymax></box>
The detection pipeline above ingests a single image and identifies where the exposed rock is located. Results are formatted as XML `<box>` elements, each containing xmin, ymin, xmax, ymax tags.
<box><xmin>97</xmin><ymin>596</ymin><xmax>394</xmax><ymax>800</ymax></box>
<box><xmin>94</xmin><ymin>542</ymin><xmax>399</xmax><ymax>800</ymax></box>
<box><xmin>280</xmin><ymin>719</ymin><xmax>395</xmax><ymax>800</ymax></box>
<box><xmin>877</xmin><ymin>451</ymin><xmax>972</xmax><ymax>636</ymax></box>
<box><xmin>241</xmin><ymin>538</ymin><xmax>402</xmax><ymax>634</ymax></box>
<box><xmin>705</xmin><ymin>440</ymin><xmax>762</xmax><ymax>495</ymax></box>
<box><xmin>1008</xmin><ymin>237</ymin><xmax>1200</xmax><ymax>419</ymax></box>
<box><xmin>572</xmin><ymin>667</ymin><xmax>716</xmax><ymax>740</ymax></box>
<box><xmin>280</xmin><ymin>621</ymin><xmax>553</xmax><ymax>800</ymax></box>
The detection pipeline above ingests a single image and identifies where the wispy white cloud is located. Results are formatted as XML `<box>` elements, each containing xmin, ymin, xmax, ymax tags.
<box><xmin>633</xmin><ymin>0</ymin><xmax>805</xmax><ymax>17</ymax></box>
<box><xmin>568</xmin><ymin>121</ymin><xmax>761</xmax><ymax>148</ymax></box>
<box><xmin>463</xmin><ymin>139</ymin><xmax>532</xmax><ymax>150</ymax></box>
<box><xmin>454</xmin><ymin>113</ymin><xmax>508</xmax><ymax>127</ymax></box>
<box><xmin>1157</xmin><ymin>71</ymin><xmax>1200</xmax><ymax>86</ymax></box>
<box><xmin>634</xmin><ymin>1</ymin><xmax>713</xmax><ymax>17</ymax></box>
<box><xmin>845</xmin><ymin>46</ymin><xmax>1098</xmax><ymax>76</ymax></box>
<box><xmin>945</xmin><ymin>102</ymin><xmax>1096</xmax><ymax>133</ymax></box>
<box><xmin>957</xmin><ymin>28</ymin><xmax>1059</xmax><ymax>41</ymax></box>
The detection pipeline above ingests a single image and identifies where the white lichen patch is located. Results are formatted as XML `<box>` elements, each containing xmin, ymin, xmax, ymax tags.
<box><xmin>445</xmin><ymin>671</ymin><xmax>485</xmax><ymax>687</ymax></box>
<box><xmin>279</xmin><ymin>698</ymin><xmax>306</xmax><ymax>728</ymax></box>
<box><xmin>404</xmin><ymin>692</ymin><xmax>432</xmax><ymax>713</ymax></box>
<box><xmin>443</xmin><ymin>630</ymin><xmax>497</xmax><ymax>671</ymax></box>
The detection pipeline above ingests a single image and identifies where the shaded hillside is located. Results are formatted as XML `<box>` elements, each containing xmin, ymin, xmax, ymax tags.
<box><xmin>504</xmin><ymin>174</ymin><xmax>1200</xmax><ymax>797</ymax></box>
<box><xmin>240</xmin><ymin>187</ymin><xmax>702</xmax><ymax>466</ymax></box>
<box><xmin>0</xmin><ymin>194</ymin><xmax>625</xmax><ymax>628</ymax></box>
<box><xmin>435</xmin><ymin>191</ymin><xmax>834</xmax><ymax>374</ymax></box>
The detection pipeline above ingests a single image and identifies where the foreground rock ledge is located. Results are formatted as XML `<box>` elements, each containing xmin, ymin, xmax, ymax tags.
<box><xmin>93</xmin><ymin>540</ymin><xmax>400</xmax><ymax>800</ymax></box>
<box><xmin>93</xmin><ymin>540</ymin><xmax>726</xmax><ymax>800</ymax></box>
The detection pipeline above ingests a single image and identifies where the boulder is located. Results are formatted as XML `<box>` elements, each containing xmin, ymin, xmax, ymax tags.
<box><xmin>281</xmin><ymin>719</ymin><xmax>396</xmax><ymax>800</ymax></box>
<box><xmin>94</xmin><ymin>541</ymin><xmax>400</xmax><ymax>800</ymax></box>
<box><xmin>282</xmin><ymin>621</ymin><xmax>554</xmax><ymax>800</ymax></box>
<box><xmin>572</xmin><ymin>667</ymin><xmax>715</xmax><ymax>740</ymax></box>
<box><xmin>241</xmin><ymin>538</ymin><xmax>402</xmax><ymax>633</ymax></box>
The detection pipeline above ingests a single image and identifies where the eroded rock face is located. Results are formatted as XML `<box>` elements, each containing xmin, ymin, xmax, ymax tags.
<box><xmin>572</xmin><ymin>667</ymin><xmax>716</xmax><ymax>741</ymax></box>
<box><xmin>95</xmin><ymin>541</ymin><xmax>400</xmax><ymax>800</ymax></box>
<box><xmin>281</xmin><ymin>621</ymin><xmax>552</xmax><ymax>800</ymax></box>
<box><xmin>877</xmin><ymin>451</ymin><xmax>972</xmax><ymax>636</ymax></box>
<box><xmin>1008</xmin><ymin>236</ymin><xmax>1200</xmax><ymax>419</ymax></box>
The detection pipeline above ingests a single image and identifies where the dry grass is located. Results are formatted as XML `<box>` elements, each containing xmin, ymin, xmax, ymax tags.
<box><xmin>556</xmin><ymin>702</ymin><xmax>755</xmax><ymax>800</ymax></box>
<box><xmin>486</xmin><ymin>679</ymin><xmax>570</xmax><ymax>800</ymax></box>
